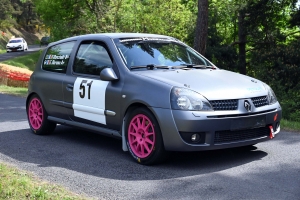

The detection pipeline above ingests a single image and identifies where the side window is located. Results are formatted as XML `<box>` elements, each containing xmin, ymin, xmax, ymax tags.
<box><xmin>42</xmin><ymin>41</ymin><xmax>75</xmax><ymax>73</ymax></box>
<box><xmin>187</xmin><ymin>50</ymin><xmax>207</xmax><ymax>66</ymax></box>
<box><xmin>73</xmin><ymin>41</ymin><xmax>113</xmax><ymax>76</ymax></box>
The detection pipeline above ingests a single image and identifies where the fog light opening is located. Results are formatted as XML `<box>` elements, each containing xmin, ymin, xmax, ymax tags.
<box><xmin>191</xmin><ymin>134</ymin><xmax>201</xmax><ymax>143</ymax></box>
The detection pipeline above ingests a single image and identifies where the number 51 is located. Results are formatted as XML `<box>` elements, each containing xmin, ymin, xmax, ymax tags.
<box><xmin>79</xmin><ymin>80</ymin><xmax>93</xmax><ymax>99</ymax></box>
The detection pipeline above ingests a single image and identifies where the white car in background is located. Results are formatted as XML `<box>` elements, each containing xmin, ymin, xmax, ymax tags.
<box><xmin>6</xmin><ymin>37</ymin><xmax>28</xmax><ymax>53</ymax></box>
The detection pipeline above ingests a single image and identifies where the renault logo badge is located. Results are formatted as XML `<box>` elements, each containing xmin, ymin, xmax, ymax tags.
<box><xmin>244</xmin><ymin>100</ymin><xmax>251</xmax><ymax>112</ymax></box>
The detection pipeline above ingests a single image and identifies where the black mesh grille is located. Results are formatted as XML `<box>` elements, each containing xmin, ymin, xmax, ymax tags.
<box><xmin>214</xmin><ymin>127</ymin><xmax>269</xmax><ymax>144</ymax></box>
<box><xmin>210</xmin><ymin>100</ymin><xmax>238</xmax><ymax>110</ymax></box>
<box><xmin>251</xmin><ymin>96</ymin><xmax>268</xmax><ymax>108</ymax></box>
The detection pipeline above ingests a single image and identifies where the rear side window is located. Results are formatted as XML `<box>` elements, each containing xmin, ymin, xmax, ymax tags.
<box><xmin>42</xmin><ymin>41</ymin><xmax>75</xmax><ymax>73</ymax></box>
<box><xmin>73</xmin><ymin>41</ymin><xmax>113</xmax><ymax>76</ymax></box>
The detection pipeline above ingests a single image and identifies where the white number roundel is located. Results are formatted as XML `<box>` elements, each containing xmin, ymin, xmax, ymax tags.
<box><xmin>73</xmin><ymin>77</ymin><xmax>108</xmax><ymax>124</ymax></box>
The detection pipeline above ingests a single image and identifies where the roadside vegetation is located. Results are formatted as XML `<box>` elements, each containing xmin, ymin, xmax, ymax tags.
<box><xmin>0</xmin><ymin>163</ymin><xmax>90</xmax><ymax>200</ymax></box>
<box><xmin>0</xmin><ymin>85</ymin><xmax>27</xmax><ymax>97</ymax></box>
<box><xmin>2</xmin><ymin>51</ymin><xmax>42</xmax><ymax>71</ymax></box>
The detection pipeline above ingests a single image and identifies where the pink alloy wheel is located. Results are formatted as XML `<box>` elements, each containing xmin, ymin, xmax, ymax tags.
<box><xmin>128</xmin><ymin>114</ymin><xmax>156</xmax><ymax>158</ymax></box>
<box><xmin>28</xmin><ymin>98</ymin><xmax>44</xmax><ymax>130</ymax></box>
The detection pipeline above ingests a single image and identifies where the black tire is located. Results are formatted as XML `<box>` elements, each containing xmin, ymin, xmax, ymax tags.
<box><xmin>125</xmin><ymin>107</ymin><xmax>167</xmax><ymax>165</ymax></box>
<box><xmin>26</xmin><ymin>95</ymin><xmax>56</xmax><ymax>135</ymax></box>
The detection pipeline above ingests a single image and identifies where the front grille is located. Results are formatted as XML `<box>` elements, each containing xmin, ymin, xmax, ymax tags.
<box><xmin>210</xmin><ymin>99</ymin><xmax>238</xmax><ymax>111</ymax></box>
<box><xmin>251</xmin><ymin>96</ymin><xmax>268</xmax><ymax>107</ymax></box>
<box><xmin>214</xmin><ymin>127</ymin><xmax>269</xmax><ymax>144</ymax></box>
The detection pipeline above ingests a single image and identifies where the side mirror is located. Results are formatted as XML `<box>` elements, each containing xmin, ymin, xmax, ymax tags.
<box><xmin>100</xmin><ymin>68</ymin><xmax>118</xmax><ymax>81</ymax></box>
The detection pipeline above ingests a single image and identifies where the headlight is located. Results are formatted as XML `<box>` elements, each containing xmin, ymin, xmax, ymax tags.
<box><xmin>263</xmin><ymin>83</ymin><xmax>277</xmax><ymax>105</ymax></box>
<box><xmin>170</xmin><ymin>87</ymin><xmax>213</xmax><ymax>111</ymax></box>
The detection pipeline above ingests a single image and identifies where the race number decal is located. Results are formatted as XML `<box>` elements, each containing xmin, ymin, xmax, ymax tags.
<box><xmin>73</xmin><ymin>77</ymin><xmax>108</xmax><ymax>124</ymax></box>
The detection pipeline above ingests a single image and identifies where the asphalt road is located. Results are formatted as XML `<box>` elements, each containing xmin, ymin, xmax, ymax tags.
<box><xmin>0</xmin><ymin>45</ymin><xmax>45</xmax><ymax>62</ymax></box>
<box><xmin>0</xmin><ymin>93</ymin><xmax>299</xmax><ymax>200</ymax></box>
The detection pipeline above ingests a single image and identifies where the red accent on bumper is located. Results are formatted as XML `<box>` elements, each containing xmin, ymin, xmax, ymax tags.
<box><xmin>269</xmin><ymin>125</ymin><xmax>274</xmax><ymax>139</ymax></box>
<box><xmin>274</xmin><ymin>113</ymin><xmax>278</xmax><ymax>121</ymax></box>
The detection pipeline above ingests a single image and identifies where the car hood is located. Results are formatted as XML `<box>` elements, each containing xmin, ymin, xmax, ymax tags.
<box><xmin>134</xmin><ymin>69</ymin><xmax>267</xmax><ymax>100</ymax></box>
<box><xmin>7</xmin><ymin>43</ymin><xmax>22</xmax><ymax>46</ymax></box>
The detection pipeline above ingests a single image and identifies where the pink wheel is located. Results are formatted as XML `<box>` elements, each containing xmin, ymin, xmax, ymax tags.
<box><xmin>126</xmin><ymin>107</ymin><xmax>167</xmax><ymax>165</ymax></box>
<box><xmin>128</xmin><ymin>114</ymin><xmax>156</xmax><ymax>158</ymax></box>
<box><xmin>27</xmin><ymin>95</ymin><xmax>56</xmax><ymax>135</ymax></box>
<box><xmin>28</xmin><ymin>98</ymin><xmax>44</xmax><ymax>130</ymax></box>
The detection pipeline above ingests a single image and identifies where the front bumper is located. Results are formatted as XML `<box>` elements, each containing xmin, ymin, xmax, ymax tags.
<box><xmin>152</xmin><ymin>102</ymin><xmax>282</xmax><ymax>151</ymax></box>
<box><xmin>7</xmin><ymin>46</ymin><xmax>23</xmax><ymax>52</ymax></box>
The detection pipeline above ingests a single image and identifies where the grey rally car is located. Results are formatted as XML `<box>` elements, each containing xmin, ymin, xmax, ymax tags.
<box><xmin>26</xmin><ymin>33</ymin><xmax>282</xmax><ymax>165</ymax></box>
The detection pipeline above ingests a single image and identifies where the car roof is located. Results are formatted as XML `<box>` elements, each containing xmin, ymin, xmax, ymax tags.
<box><xmin>51</xmin><ymin>33</ymin><xmax>175</xmax><ymax>45</ymax></box>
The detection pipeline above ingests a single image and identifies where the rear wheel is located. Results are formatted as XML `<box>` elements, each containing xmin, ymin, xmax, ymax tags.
<box><xmin>126</xmin><ymin>107</ymin><xmax>167</xmax><ymax>165</ymax></box>
<box><xmin>27</xmin><ymin>95</ymin><xmax>56</xmax><ymax>135</ymax></box>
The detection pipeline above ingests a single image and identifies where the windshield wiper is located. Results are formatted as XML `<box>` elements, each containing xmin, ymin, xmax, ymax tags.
<box><xmin>172</xmin><ymin>64</ymin><xmax>216</xmax><ymax>69</ymax></box>
<box><xmin>131</xmin><ymin>64</ymin><xmax>170</xmax><ymax>70</ymax></box>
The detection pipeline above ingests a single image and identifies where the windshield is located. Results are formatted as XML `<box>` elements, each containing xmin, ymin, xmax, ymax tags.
<box><xmin>114</xmin><ymin>38</ymin><xmax>214</xmax><ymax>69</ymax></box>
<box><xmin>9</xmin><ymin>39</ymin><xmax>22</xmax><ymax>43</ymax></box>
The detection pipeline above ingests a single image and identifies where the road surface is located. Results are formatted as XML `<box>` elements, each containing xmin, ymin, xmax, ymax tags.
<box><xmin>0</xmin><ymin>45</ymin><xmax>45</xmax><ymax>62</ymax></box>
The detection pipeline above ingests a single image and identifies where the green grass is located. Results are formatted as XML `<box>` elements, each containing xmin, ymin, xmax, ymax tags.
<box><xmin>0</xmin><ymin>49</ymin><xmax>6</xmax><ymax>54</ymax></box>
<box><xmin>280</xmin><ymin>119</ymin><xmax>300</xmax><ymax>132</ymax></box>
<box><xmin>0</xmin><ymin>85</ymin><xmax>28</xmax><ymax>97</ymax></box>
<box><xmin>1</xmin><ymin>51</ymin><xmax>42</xmax><ymax>71</ymax></box>
<box><xmin>0</xmin><ymin>163</ymin><xmax>91</xmax><ymax>200</ymax></box>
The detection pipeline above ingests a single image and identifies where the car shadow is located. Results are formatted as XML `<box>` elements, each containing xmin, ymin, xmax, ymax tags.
<box><xmin>0</xmin><ymin>124</ymin><xmax>270</xmax><ymax>181</ymax></box>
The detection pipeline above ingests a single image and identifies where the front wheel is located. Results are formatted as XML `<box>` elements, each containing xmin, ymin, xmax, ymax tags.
<box><xmin>27</xmin><ymin>95</ymin><xmax>56</xmax><ymax>135</ymax></box>
<box><xmin>126</xmin><ymin>107</ymin><xmax>167</xmax><ymax>165</ymax></box>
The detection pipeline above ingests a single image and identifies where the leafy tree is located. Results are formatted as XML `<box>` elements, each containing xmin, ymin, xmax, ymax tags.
<box><xmin>33</xmin><ymin>0</ymin><xmax>94</xmax><ymax>40</ymax></box>
<box><xmin>84</xmin><ymin>0</ymin><xmax>110</xmax><ymax>32</ymax></box>
<box><xmin>0</xmin><ymin>0</ymin><xmax>15</xmax><ymax>28</ymax></box>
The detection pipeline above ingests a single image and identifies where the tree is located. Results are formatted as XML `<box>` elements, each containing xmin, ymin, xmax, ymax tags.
<box><xmin>84</xmin><ymin>0</ymin><xmax>110</xmax><ymax>32</ymax></box>
<box><xmin>193</xmin><ymin>0</ymin><xmax>209</xmax><ymax>55</ymax></box>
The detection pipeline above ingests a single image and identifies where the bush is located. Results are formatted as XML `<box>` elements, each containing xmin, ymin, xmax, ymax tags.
<box><xmin>249</xmin><ymin>38</ymin><xmax>300</xmax><ymax>121</ymax></box>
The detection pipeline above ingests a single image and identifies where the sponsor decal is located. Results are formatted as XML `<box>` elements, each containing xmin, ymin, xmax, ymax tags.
<box><xmin>45</xmin><ymin>54</ymin><xmax>70</xmax><ymax>60</ymax></box>
<box><xmin>246</xmin><ymin>87</ymin><xmax>263</xmax><ymax>93</ymax></box>
<box><xmin>43</xmin><ymin>60</ymin><xmax>65</xmax><ymax>65</ymax></box>
<box><xmin>43</xmin><ymin>54</ymin><xmax>70</xmax><ymax>65</ymax></box>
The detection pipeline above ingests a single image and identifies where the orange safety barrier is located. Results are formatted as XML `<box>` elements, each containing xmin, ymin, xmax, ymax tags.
<box><xmin>0</xmin><ymin>69</ymin><xmax>31</xmax><ymax>81</ymax></box>
<box><xmin>0</xmin><ymin>64</ymin><xmax>32</xmax><ymax>87</ymax></box>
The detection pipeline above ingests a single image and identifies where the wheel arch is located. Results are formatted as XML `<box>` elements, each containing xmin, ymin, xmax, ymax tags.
<box><xmin>121</xmin><ymin>102</ymin><xmax>165</xmax><ymax>152</ymax></box>
<box><xmin>26</xmin><ymin>92</ymin><xmax>38</xmax><ymax>111</ymax></box>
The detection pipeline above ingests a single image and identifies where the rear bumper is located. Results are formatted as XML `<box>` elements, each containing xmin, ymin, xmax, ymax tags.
<box><xmin>152</xmin><ymin>102</ymin><xmax>282</xmax><ymax>151</ymax></box>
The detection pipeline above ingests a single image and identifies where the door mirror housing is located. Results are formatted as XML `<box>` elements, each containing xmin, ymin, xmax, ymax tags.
<box><xmin>100</xmin><ymin>68</ymin><xmax>118</xmax><ymax>81</ymax></box>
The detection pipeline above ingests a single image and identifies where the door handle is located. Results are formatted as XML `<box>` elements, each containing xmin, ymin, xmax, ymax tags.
<box><xmin>66</xmin><ymin>84</ymin><xmax>74</xmax><ymax>91</ymax></box>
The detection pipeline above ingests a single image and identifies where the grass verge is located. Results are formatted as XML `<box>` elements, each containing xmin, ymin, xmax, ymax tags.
<box><xmin>1</xmin><ymin>51</ymin><xmax>42</xmax><ymax>71</ymax></box>
<box><xmin>280</xmin><ymin>119</ymin><xmax>300</xmax><ymax>132</ymax></box>
<box><xmin>0</xmin><ymin>49</ymin><xmax>6</xmax><ymax>54</ymax></box>
<box><xmin>0</xmin><ymin>163</ymin><xmax>90</xmax><ymax>200</ymax></box>
<box><xmin>0</xmin><ymin>84</ymin><xmax>27</xmax><ymax>97</ymax></box>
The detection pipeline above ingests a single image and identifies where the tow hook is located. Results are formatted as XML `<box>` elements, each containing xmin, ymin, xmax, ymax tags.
<box><xmin>269</xmin><ymin>125</ymin><xmax>275</xmax><ymax>139</ymax></box>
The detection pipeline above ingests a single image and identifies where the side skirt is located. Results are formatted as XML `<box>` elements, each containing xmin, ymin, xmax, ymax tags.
<box><xmin>48</xmin><ymin>116</ymin><xmax>122</xmax><ymax>139</ymax></box>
